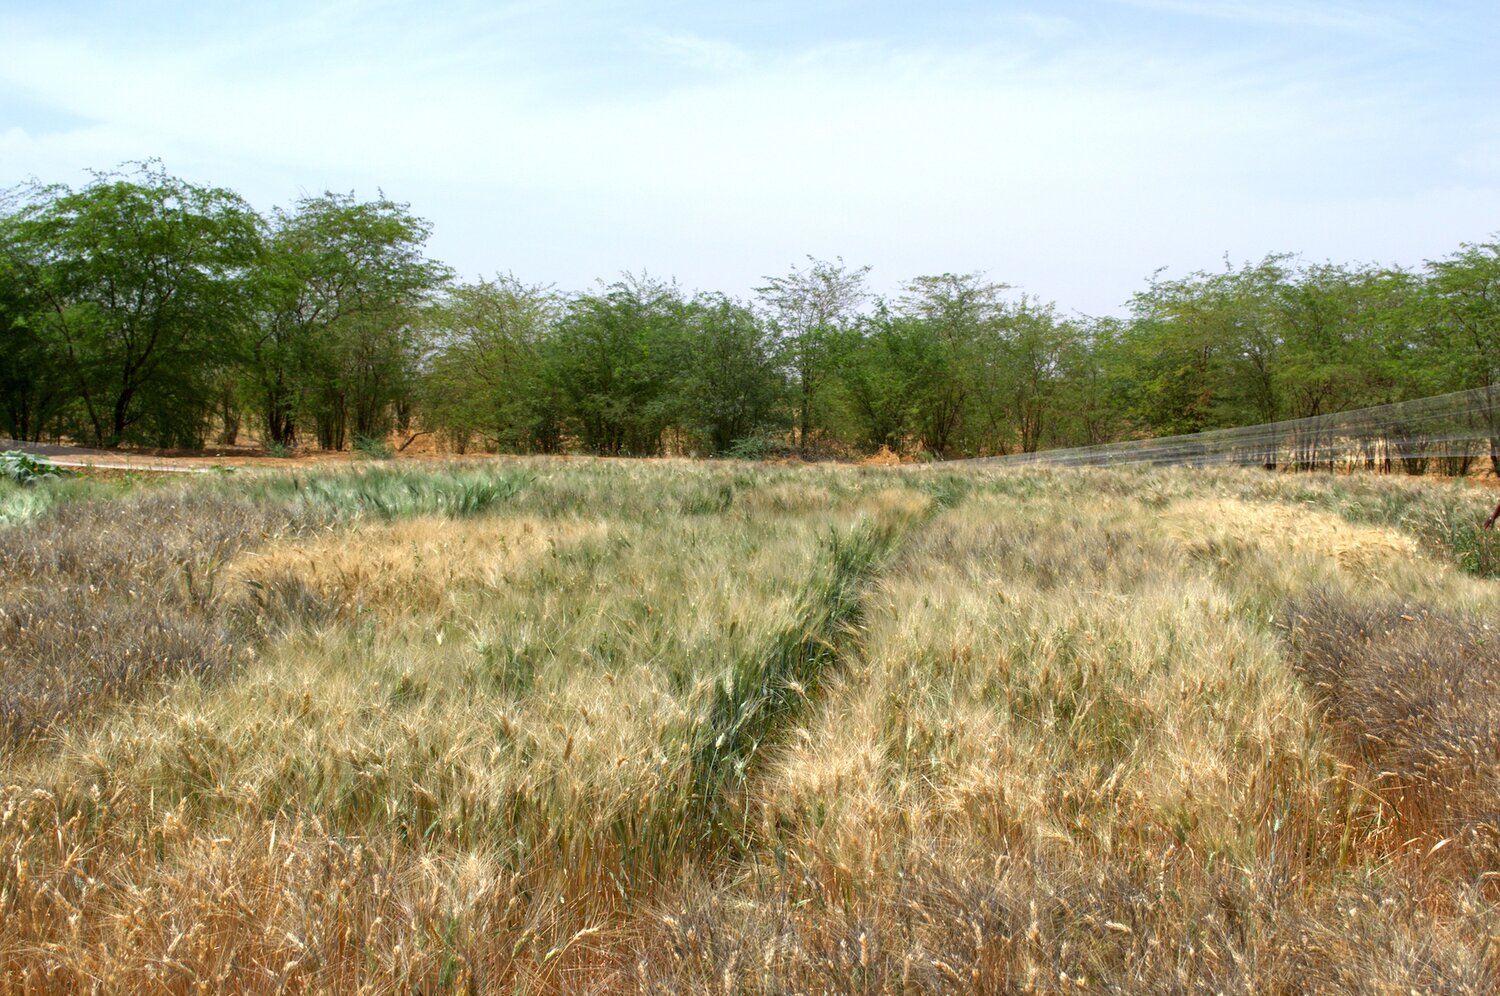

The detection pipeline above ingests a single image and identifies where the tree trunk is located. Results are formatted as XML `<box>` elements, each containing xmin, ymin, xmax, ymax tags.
<box><xmin>799</xmin><ymin>377</ymin><xmax>812</xmax><ymax>453</ymax></box>
<box><xmin>108</xmin><ymin>389</ymin><xmax>134</xmax><ymax>448</ymax></box>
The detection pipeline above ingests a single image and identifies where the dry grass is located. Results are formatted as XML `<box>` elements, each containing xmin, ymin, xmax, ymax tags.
<box><xmin>1</xmin><ymin>461</ymin><xmax>1498</xmax><ymax>992</ymax></box>
<box><xmin>637</xmin><ymin>479</ymin><xmax>1500</xmax><ymax>993</ymax></box>
<box><xmin>1160</xmin><ymin>495</ymin><xmax>1420</xmax><ymax>572</ymax></box>
<box><xmin>225</xmin><ymin>515</ymin><xmax>608</xmax><ymax>621</ymax></box>
<box><xmin>1287</xmin><ymin>588</ymin><xmax>1500</xmax><ymax>869</ymax></box>
<box><xmin>0</xmin><ymin>487</ymin><xmax>319</xmax><ymax>743</ymax></box>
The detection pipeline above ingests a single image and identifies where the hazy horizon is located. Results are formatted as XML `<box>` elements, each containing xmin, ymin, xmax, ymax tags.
<box><xmin>3</xmin><ymin>0</ymin><xmax>1497</xmax><ymax>315</ymax></box>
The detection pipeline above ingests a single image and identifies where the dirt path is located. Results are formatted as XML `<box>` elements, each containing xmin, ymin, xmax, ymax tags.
<box><xmin>32</xmin><ymin>457</ymin><xmax>213</xmax><ymax>475</ymax></box>
<box><xmin>2</xmin><ymin>439</ymin><xmax>216</xmax><ymax>475</ymax></box>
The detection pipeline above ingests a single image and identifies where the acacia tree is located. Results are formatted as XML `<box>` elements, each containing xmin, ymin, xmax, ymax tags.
<box><xmin>5</xmin><ymin>165</ymin><xmax>260</xmax><ymax>447</ymax></box>
<box><xmin>756</xmin><ymin>257</ymin><xmax>869</xmax><ymax>452</ymax></box>
<box><xmin>0</xmin><ymin>209</ymin><xmax>66</xmax><ymax>442</ymax></box>
<box><xmin>419</xmin><ymin>274</ymin><xmax>563</xmax><ymax>452</ymax></box>
<box><xmin>1120</xmin><ymin>256</ymin><xmax>1315</xmax><ymax>438</ymax></box>
<box><xmin>898</xmin><ymin>272</ymin><xmax>1008</xmax><ymax>455</ymax></box>
<box><xmin>999</xmin><ymin>297</ymin><xmax>1071</xmax><ymax>453</ymax></box>
<box><xmin>1274</xmin><ymin>263</ymin><xmax>1374</xmax><ymax>422</ymax></box>
<box><xmin>1123</xmin><ymin>266</ymin><xmax>1255</xmax><ymax>436</ymax></box>
<box><xmin>836</xmin><ymin>307</ymin><xmax>925</xmax><ymax>451</ymax></box>
<box><xmin>679</xmin><ymin>293</ymin><xmax>784</xmax><ymax>454</ymax></box>
<box><xmin>1052</xmin><ymin>316</ymin><xmax>1131</xmax><ymax>448</ymax></box>
<box><xmin>548</xmin><ymin>274</ymin><xmax>689</xmax><ymax>455</ymax></box>
<box><xmin>1424</xmin><ymin>239</ymin><xmax>1500</xmax><ymax>472</ymax></box>
<box><xmin>251</xmin><ymin>192</ymin><xmax>447</xmax><ymax>450</ymax></box>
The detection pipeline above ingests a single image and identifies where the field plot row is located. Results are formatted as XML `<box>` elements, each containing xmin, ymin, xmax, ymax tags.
<box><xmin>2</xmin><ymin>460</ymin><xmax>1499</xmax><ymax>992</ymax></box>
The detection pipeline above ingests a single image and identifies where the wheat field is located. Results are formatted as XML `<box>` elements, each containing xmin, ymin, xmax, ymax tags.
<box><xmin>2</xmin><ymin>459</ymin><xmax>1499</xmax><ymax>993</ymax></box>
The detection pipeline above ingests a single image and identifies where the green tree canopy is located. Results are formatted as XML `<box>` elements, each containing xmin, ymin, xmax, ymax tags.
<box><xmin>5</xmin><ymin>164</ymin><xmax>260</xmax><ymax>447</ymax></box>
<box><xmin>418</xmin><ymin>274</ymin><xmax>563</xmax><ymax>453</ymax></box>
<box><xmin>252</xmin><ymin>191</ymin><xmax>448</xmax><ymax>449</ymax></box>
<box><xmin>756</xmin><ymin>257</ymin><xmax>869</xmax><ymax>452</ymax></box>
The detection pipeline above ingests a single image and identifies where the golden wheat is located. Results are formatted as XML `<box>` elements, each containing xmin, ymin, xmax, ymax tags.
<box><xmin>1</xmin><ymin>462</ymin><xmax>1498</xmax><ymax>992</ymax></box>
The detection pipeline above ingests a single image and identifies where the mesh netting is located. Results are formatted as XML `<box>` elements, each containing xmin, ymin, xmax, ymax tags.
<box><xmin>966</xmin><ymin>387</ymin><xmax>1500</xmax><ymax>474</ymax></box>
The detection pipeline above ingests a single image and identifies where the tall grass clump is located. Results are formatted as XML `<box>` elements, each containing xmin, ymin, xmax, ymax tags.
<box><xmin>953</xmin><ymin>463</ymin><xmax>1500</xmax><ymax>579</ymax></box>
<box><xmin>0</xmin><ymin>473</ymin><xmax>105</xmax><ymax>529</ymax></box>
<box><xmin>0</xmin><ymin>478</ymin><xmax>61</xmax><ymax>528</ymax></box>
<box><xmin>0</xmin><ymin>486</ymin><xmax>323</xmax><ymax>743</ymax></box>
<box><xmin>682</xmin><ymin>513</ymin><xmax>912</xmax><ymax>840</ymax></box>
<box><xmin>0</xmin><ymin>462</ymin><xmax>547</xmax><ymax>745</ymax></box>
<box><xmin>1287</xmin><ymin>587</ymin><xmax>1500</xmax><ymax>865</ymax></box>
<box><xmin>0</xmin><ymin>463</ymin><xmax>539</xmax><ymax>744</ymax></box>
<box><xmin>1210</xmin><ymin>466</ymin><xmax>1500</xmax><ymax>578</ymax></box>
<box><xmin>249</xmin><ymin>464</ymin><xmax>532</xmax><ymax>521</ymax></box>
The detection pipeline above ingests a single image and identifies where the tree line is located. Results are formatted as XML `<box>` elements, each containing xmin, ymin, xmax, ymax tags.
<box><xmin>2</xmin><ymin>164</ymin><xmax>1497</xmax><ymax>464</ymax></box>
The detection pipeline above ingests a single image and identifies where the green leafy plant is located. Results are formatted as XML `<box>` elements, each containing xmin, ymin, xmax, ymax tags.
<box><xmin>727</xmin><ymin>433</ymin><xmax>795</xmax><ymax>461</ymax></box>
<box><xmin>353</xmin><ymin>435</ymin><xmax>395</xmax><ymax>460</ymax></box>
<box><xmin>0</xmin><ymin>450</ymin><xmax>73</xmax><ymax>485</ymax></box>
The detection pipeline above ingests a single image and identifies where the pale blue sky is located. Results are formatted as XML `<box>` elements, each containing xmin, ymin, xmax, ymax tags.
<box><xmin>2</xmin><ymin>1</ymin><xmax>1496</xmax><ymax>314</ymax></box>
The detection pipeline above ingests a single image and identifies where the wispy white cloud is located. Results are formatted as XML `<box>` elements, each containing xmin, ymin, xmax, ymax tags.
<box><xmin>641</xmin><ymin>30</ymin><xmax>753</xmax><ymax>72</ymax></box>
<box><xmin>1105</xmin><ymin>0</ymin><xmax>1437</xmax><ymax>35</ymax></box>
<box><xmin>997</xmin><ymin>12</ymin><xmax>1077</xmax><ymax>39</ymax></box>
